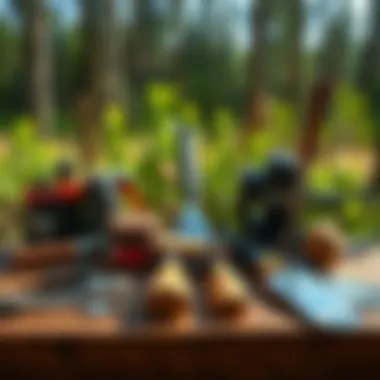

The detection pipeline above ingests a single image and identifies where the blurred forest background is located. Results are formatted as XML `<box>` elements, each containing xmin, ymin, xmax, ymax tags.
<box><xmin>0</xmin><ymin>0</ymin><xmax>379</xmax><ymax>242</ymax></box>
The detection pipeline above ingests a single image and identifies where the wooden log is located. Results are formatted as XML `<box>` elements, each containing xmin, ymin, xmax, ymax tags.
<box><xmin>145</xmin><ymin>256</ymin><xmax>194</xmax><ymax>321</ymax></box>
<box><xmin>205</xmin><ymin>261</ymin><xmax>251</xmax><ymax>318</ymax></box>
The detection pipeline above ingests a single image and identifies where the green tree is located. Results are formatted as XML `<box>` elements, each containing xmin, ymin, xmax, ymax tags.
<box><xmin>99</xmin><ymin>0</ymin><xmax>126</xmax><ymax>108</ymax></box>
<box><xmin>299</xmin><ymin>10</ymin><xmax>350</xmax><ymax>170</ymax></box>
<box><xmin>0</xmin><ymin>16</ymin><xmax>23</xmax><ymax>121</ymax></box>
<box><xmin>283</xmin><ymin>0</ymin><xmax>304</xmax><ymax>124</ymax></box>
<box><xmin>176</xmin><ymin>0</ymin><xmax>239</xmax><ymax>122</ymax></box>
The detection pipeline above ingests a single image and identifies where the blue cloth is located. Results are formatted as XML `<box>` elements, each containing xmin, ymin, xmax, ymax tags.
<box><xmin>267</xmin><ymin>265</ymin><xmax>371</xmax><ymax>331</ymax></box>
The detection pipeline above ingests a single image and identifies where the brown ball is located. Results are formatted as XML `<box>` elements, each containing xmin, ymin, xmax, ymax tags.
<box><xmin>305</xmin><ymin>222</ymin><xmax>346</xmax><ymax>270</ymax></box>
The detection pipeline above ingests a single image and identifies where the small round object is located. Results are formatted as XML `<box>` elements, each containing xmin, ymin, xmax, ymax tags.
<box><xmin>305</xmin><ymin>223</ymin><xmax>346</xmax><ymax>270</ymax></box>
<box><xmin>267</xmin><ymin>152</ymin><xmax>300</xmax><ymax>191</ymax></box>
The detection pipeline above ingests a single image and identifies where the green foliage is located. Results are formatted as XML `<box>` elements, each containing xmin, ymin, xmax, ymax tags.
<box><xmin>180</xmin><ymin>102</ymin><xmax>201</xmax><ymax>127</ymax></box>
<box><xmin>9</xmin><ymin>118</ymin><xmax>52</xmax><ymax>184</ymax></box>
<box><xmin>326</xmin><ymin>84</ymin><xmax>373</xmax><ymax>146</ymax></box>
<box><xmin>307</xmin><ymin>164</ymin><xmax>364</xmax><ymax>194</ymax></box>
<box><xmin>102</xmin><ymin>105</ymin><xmax>128</xmax><ymax>168</ymax></box>
<box><xmin>0</xmin><ymin>82</ymin><xmax>378</xmax><ymax>240</ymax></box>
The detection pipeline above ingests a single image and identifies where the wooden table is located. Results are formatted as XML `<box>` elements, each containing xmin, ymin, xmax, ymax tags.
<box><xmin>0</xmin><ymin>244</ymin><xmax>379</xmax><ymax>336</ymax></box>
<box><xmin>0</xmin><ymin>268</ymin><xmax>298</xmax><ymax>337</ymax></box>
<box><xmin>333</xmin><ymin>246</ymin><xmax>380</xmax><ymax>330</ymax></box>
<box><xmin>0</xmin><ymin>249</ymin><xmax>379</xmax><ymax>377</ymax></box>
<box><xmin>0</xmin><ymin>270</ymin><xmax>122</xmax><ymax>337</ymax></box>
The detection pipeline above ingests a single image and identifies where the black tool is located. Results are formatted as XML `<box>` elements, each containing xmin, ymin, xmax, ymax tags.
<box><xmin>22</xmin><ymin>160</ymin><xmax>140</xmax><ymax>244</ymax></box>
<box><xmin>236</xmin><ymin>152</ymin><xmax>301</xmax><ymax>248</ymax></box>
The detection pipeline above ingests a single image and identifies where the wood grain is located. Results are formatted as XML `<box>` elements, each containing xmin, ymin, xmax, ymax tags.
<box><xmin>0</xmin><ymin>307</ymin><xmax>120</xmax><ymax>337</ymax></box>
<box><xmin>0</xmin><ymin>246</ymin><xmax>378</xmax><ymax>338</ymax></box>
<box><xmin>0</xmin><ymin>249</ymin><xmax>378</xmax><ymax>377</ymax></box>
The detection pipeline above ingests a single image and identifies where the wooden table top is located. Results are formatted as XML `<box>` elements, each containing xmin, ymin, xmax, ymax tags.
<box><xmin>0</xmin><ymin>245</ymin><xmax>378</xmax><ymax>338</ymax></box>
<box><xmin>0</xmin><ymin>269</ymin><xmax>298</xmax><ymax>338</ymax></box>
<box><xmin>333</xmin><ymin>246</ymin><xmax>380</xmax><ymax>330</ymax></box>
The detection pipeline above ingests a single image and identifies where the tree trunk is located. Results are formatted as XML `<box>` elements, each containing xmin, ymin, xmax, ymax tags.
<box><xmin>21</xmin><ymin>0</ymin><xmax>54</xmax><ymax>138</ymax></box>
<box><xmin>360</xmin><ymin>1</ymin><xmax>380</xmax><ymax>193</ymax></box>
<box><xmin>129</xmin><ymin>0</ymin><xmax>159</xmax><ymax>121</ymax></box>
<box><xmin>284</xmin><ymin>0</ymin><xmax>304</xmax><ymax>125</ymax></box>
<box><xmin>357</xmin><ymin>0</ymin><xmax>380</xmax><ymax>94</ymax></box>
<box><xmin>373</xmin><ymin>140</ymin><xmax>380</xmax><ymax>192</ymax></box>
<box><xmin>169</xmin><ymin>0</ymin><xmax>185</xmax><ymax>84</ymax></box>
<box><xmin>100</xmin><ymin>0</ymin><xmax>126</xmax><ymax>108</ymax></box>
<box><xmin>299</xmin><ymin>11</ymin><xmax>349</xmax><ymax>171</ymax></box>
<box><xmin>245</xmin><ymin>0</ymin><xmax>272</xmax><ymax>132</ymax></box>
<box><xmin>283</xmin><ymin>15</ymin><xmax>342</xmax><ymax>247</ymax></box>
<box><xmin>77</xmin><ymin>0</ymin><xmax>126</xmax><ymax>169</ymax></box>
<box><xmin>171</xmin><ymin>0</ymin><xmax>184</xmax><ymax>32</ymax></box>
<box><xmin>368</xmin><ymin>84</ymin><xmax>380</xmax><ymax>192</ymax></box>
<box><xmin>80</xmin><ymin>0</ymin><xmax>102</xmax><ymax>100</ymax></box>
<box><xmin>77</xmin><ymin>0</ymin><xmax>104</xmax><ymax>169</ymax></box>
